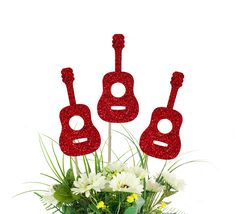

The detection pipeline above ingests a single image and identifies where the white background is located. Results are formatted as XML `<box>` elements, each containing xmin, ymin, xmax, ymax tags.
<box><xmin>1</xmin><ymin>0</ymin><xmax>236</xmax><ymax>213</ymax></box>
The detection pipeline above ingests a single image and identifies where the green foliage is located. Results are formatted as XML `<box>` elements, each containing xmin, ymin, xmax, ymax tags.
<box><xmin>65</xmin><ymin>169</ymin><xmax>75</xmax><ymax>187</ymax></box>
<box><xmin>24</xmin><ymin>126</ymin><xmax>197</xmax><ymax>214</ymax></box>
<box><xmin>124</xmin><ymin>197</ymin><xmax>145</xmax><ymax>214</ymax></box>
<box><xmin>88</xmin><ymin>204</ymin><xmax>102</xmax><ymax>214</ymax></box>
<box><xmin>54</xmin><ymin>184</ymin><xmax>74</xmax><ymax>204</ymax></box>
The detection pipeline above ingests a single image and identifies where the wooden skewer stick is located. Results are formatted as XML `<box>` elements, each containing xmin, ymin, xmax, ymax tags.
<box><xmin>108</xmin><ymin>123</ymin><xmax>112</xmax><ymax>163</ymax></box>
<box><xmin>74</xmin><ymin>156</ymin><xmax>80</xmax><ymax>176</ymax></box>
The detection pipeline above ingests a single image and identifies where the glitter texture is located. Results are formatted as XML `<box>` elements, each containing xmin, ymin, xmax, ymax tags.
<box><xmin>59</xmin><ymin>68</ymin><xmax>101</xmax><ymax>156</ymax></box>
<box><xmin>140</xmin><ymin>72</ymin><xmax>184</xmax><ymax>160</ymax></box>
<box><xmin>97</xmin><ymin>34</ymin><xmax>139</xmax><ymax>123</ymax></box>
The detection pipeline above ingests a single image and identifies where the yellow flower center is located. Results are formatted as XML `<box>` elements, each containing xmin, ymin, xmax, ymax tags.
<box><xmin>127</xmin><ymin>193</ymin><xmax>138</xmax><ymax>203</ymax></box>
<box><xmin>132</xmin><ymin>193</ymin><xmax>138</xmax><ymax>200</ymax></box>
<box><xmin>97</xmin><ymin>201</ymin><xmax>106</xmax><ymax>209</ymax></box>
<box><xmin>161</xmin><ymin>201</ymin><xmax>167</xmax><ymax>208</ymax></box>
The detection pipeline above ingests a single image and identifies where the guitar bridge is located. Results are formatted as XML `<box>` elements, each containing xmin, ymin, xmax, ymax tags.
<box><xmin>73</xmin><ymin>138</ymin><xmax>88</xmax><ymax>144</ymax></box>
<box><xmin>111</xmin><ymin>106</ymin><xmax>126</xmax><ymax>110</ymax></box>
<box><xmin>153</xmin><ymin>140</ymin><xmax>168</xmax><ymax>147</ymax></box>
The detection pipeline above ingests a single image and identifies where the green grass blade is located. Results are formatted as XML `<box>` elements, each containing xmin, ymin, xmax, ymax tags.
<box><xmin>62</xmin><ymin>153</ymin><xmax>65</xmax><ymax>175</ymax></box>
<box><xmin>156</xmin><ymin>160</ymin><xmax>167</xmax><ymax>182</ymax></box>
<box><xmin>117</xmin><ymin>148</ymin><xmax>137</xmax><ymax>162</ymax></box>
<box><xmin>40</xmin><ymin>173</ymin><xmax>62</xmax><ymax>184</ymax></box>
<box><xmin>74</xmin><ymin>156</ymin><xmax>81</xmax><ymax>177</ymax></box>
<box><xmin>41</xmin><ymin>134</ymin><xmax>59</xmax><ymax>145</ymax></box>
<box><xmin>123</xmin><ymin>151</ymin><xmax>138</xmax><ymax>164</ymax></box>
<box><xmin>94</xmin><ymin>151</ymin><xmax>101</xmax><ymax>173</ymax></box>
<box><xmin>121</xmin><ymin>124</ymin><xmax>139</xmax><ymax>142</ymax></box>
<box><xmin>34</xmin><ymin>192</ymin><xmax>63</xmax><ymax>214</ymax></box>
<box><xmin>98</xmin><ymin>138</ymin><xmax>108</xmax><ymax>169</ymax></box>
<box><xmin>13</xmin><ymin>189</ymin><xmax>48</xmax><ymax>197</ymax></box>
<box><xmin>23</xmin><ymin>181</ymin><xmax>50</xmax><ymax>187</ymax></box>
<box><xmin>126</xmin><ymin>139</ymin><xmax>136</xmax><ymax>166</ymax></box>
<box><xmin>113</xmin><ymin>129</ymin><xmax>144</xmax><ymax>168</ymax></box>
<box><xmin>51</xmin><ymin>142</ymin><xmax>66</xmax><ymax>179</ymax></box>
<box><xmin>169</xmin><ymin>160</ymin><xmax>206</xmax><ymax>173</ymax></box>
<box><xmin>69</xmin><ymin>157</ymin><xmax>76</xmax><ymax>178</ymax></box>
<box><xmin>118</xmin><ymin>125</ymin><xmax>145</xmax><ymax>168</ymax></box>
<box><xmin>83</xmin><ymin>156</ymin><xmax>91</xmax><ymax>176</ymax></box>
<box><xmin>167</xmin><ymin>159</ymin><xmax>182</xmax><ymax>171</ymax></box>
<box><xmin>39</xmin><ymin>135</ymin><xmax>64</xmax><ymax>182</ymax></box>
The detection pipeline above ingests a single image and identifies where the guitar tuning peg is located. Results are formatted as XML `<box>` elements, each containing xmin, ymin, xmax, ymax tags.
<box><xmin>171</xmin><ymin>72</ymin><xmax>184</xmax><ymax>87</ymax></box>
<box><xmin>61</xmin><ymin>68</ymin><xmax>74</xmax><ymax>84</ymax></box>
<box><xmin>173</xmin><ymin>71</ymin><xmax>184</xmax><ymax>79</ymax></box>
<box><xmin>112</xmin><ymin>34</ymin><xmax>125</xmax><ymax>49</ymax></box>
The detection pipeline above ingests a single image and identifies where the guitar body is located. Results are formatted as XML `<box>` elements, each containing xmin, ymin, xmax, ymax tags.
<box><xmin>140</xmin><ymin>71</ymin><xmax>184</xmax><ymax>160</ymax></box>
<box><xmin>140</xmin><ymin>107</ymin><xmax>182</xmax><ymax>160</ymax></box>
<box><xmin>59</xmin><ymin>104</ymin><xmax>101</xmax><ymax>156</ymax></box>
<box><xmin>97</xmin><ymin>71</ymin><xmax>139</xmax><ymax>122</ymax></box>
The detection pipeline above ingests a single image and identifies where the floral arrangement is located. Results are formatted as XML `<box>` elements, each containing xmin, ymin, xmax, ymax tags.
<box><xmin>16</xmin><ymin>35</ymin><xmax>193</xmax><ymax>214</ymax></box>
<box><xmin>19</xmin><ymin>126</ymin><xmax>193</xmax><ymax>214</ymax></box>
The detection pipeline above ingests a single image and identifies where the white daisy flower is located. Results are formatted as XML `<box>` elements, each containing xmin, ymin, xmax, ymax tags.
<box><xmin>162</xmin><ymin>172</ymin><xmax>185</xmax><ymax>191</ymax></box>
<box><xmin>109</xmin><ymin>172</ymin><xmax>143</xmax><ymax>194</ymax></box>
<box><xmin>71</xmin><ymin>173</ymin><xmax>106</xmax><ymax>197</ymax></box>
<box><xmin>146</xmin><ymin>178</ymin><xmax>164</xmax><ymax>192</ymax></box>
<box><xmin>127</xmin><ymin>166</ymin><xmax>148</xmax><ymax>179</ymax></box>
<box><xmin>42</xmin><ymin>185</ymin><xmax>58</xmax><ymax>206</ymax></box>
<box><xmin>105</xmin><ymin>161</ymin><xmax>128</xmax><ymax>175</ymax></box>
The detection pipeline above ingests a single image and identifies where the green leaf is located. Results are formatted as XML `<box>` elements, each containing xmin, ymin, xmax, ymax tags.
<box><xmin>54</xmin><ymin>184</ymin><xmax>74</xmax><ymax>204</ymax></box>
<box><xmin>65</xmin><ymin>168</ymin><xmax>75</xmax><ymax>187</ymax></box>
<box><xmin>62</xmin><ymin>205</ymin><xmax>78</xmax><ymax>214</ymax></box>
<box><xmin>72</xmin><ymin>193</ymin><xmax>81</xmax><ymax>200</ymax></box>
<box><xmin>135</xmin><ymin>197</ymin><xmax>145</xmax><ymax>210</ymax></box>
<box><xmin>124</xmin><ymin>197</ymin><xmax>145</xmax><ymax>214</ymax></box>
<box><xmin>124</xmin><ymin>206</ymin><xmax>138</xmax><ymax>214</ymax></box>
<box><xmin>165</xmin><ymin>190</ymin><xmax>178</xmax><ymax>197</ymax></box>
<box><xmin>88</xmin><ymin>204</ymin><xmax>102</xmax><ymax>214</ymax></box>
<box><xmin>34</xmin><ymin>192</ymin><xmax>63</xmax><ymax>213</ymax></box>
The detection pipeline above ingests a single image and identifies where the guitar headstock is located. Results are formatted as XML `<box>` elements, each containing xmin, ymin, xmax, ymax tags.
<box><xmin>61</xmin><ymin>67</ymin><xmax>74</xmax><ymax>85</ymax></box>
<box><xmin>171</xmin><ymin>71</ymin><xmax>184</xmax><ymax>88</ymax></box>
<box><xmin>112</xmin><ymin>34</ymin><xmax>125</xmax><ymax>50</ymax></box>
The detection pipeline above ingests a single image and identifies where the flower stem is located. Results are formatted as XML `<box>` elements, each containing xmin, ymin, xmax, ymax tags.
<box><xmin>116</xmin><ymin>192</ymin><xmax>121</xmax><ymax>214</ymax></box>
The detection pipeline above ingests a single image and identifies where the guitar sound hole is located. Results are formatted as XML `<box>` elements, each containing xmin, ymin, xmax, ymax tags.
<box><xmin>111</xmin><ymin>82</ymin><xmax>126</xmax><ymax>97</ymax></box>
<box><xmin>69</xmin><ymin>116</ymin><xmax>84</xmax><ymax>130</ymax></box>
<box><xmin>157</xmin><ymin>119</ymin><xmax>173</xmax><ymax>134</ymax></box>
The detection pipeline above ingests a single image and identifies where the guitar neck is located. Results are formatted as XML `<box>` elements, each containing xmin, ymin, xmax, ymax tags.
<box><xmin>167</xmin><ymin>87</ymin><xmax>179</xmax><ymax>109</ymax></box>
<box><xmin>167</xmin><ymin>72</ymin><xmax>184</xmax><ymax>109</ymax></box>
<box><xmin>115</xmin><ymin>48</ymin><xmax>122</xmax><ymax>72</ymax></box>
<box><xmin>113</xmin><ymin>34</ymin><xmax>125</xmax><ymax>72</ymax></box>
<box><xmin>65</xmin><ymin>83</ymin><xmax>76</xmax><ymax>106</ymax></box>
<box><xmin>61</xmin><ymin>68</ymin><xmax>77</xmax><ymax>106</ymax></box>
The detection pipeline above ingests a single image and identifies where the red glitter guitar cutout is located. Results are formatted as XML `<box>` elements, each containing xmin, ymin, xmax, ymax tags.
<box><xmin>97</xmin><ymin>34</ymin><xmax>139</xmax><ymax>123</ymax></box>
<box><xmin>59</xmin><ymin>68</ymin><xmax>101</xmax><ymax>156</ymax></box>
<box><xmin>140</xmin><ymin>72</ymin><xmax>184</xmax><ymax>160</ymax></box>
